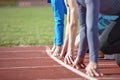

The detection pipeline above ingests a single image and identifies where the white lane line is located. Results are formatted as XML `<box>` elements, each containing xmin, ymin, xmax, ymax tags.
<box><xmin>45</xmin><ymin>46</ymin><xmax>97</xmax><ymax>80</ymax></box>
<box><xmin>98</xmin><ymin>77</ymin><xmax>120</xmax><ymax>80</ymax></box>
<box><xmin>0</xmin><ymin>57</ymin><xmax>50</xmax><ymax>60</ymax></box>
<box><xmin>0</xmin><ymin>57</ymin><xmax>115</xmax><ymax>68</ymax></box>
<box><xmin>0</xmin><ymin>50</ymin><xmax>45</xmax><ymax>53</ymax></box>
<box><xmin>0</xmin><ymin>65</ymin><xmax>61</xmax><ymax>70</ymax></box>
<box><xmin>99</xmin><ymin>64</ymin><xmax>116</xmax><ymax>66</ymax></box>
<box><xmin>38</xmin><ymin>78</ymin><xmax>84</xmax><ymax>80</ymax></box>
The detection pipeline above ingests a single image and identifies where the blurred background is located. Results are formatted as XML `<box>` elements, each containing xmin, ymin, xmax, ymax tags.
<box><xmin>0</xmin><ymin>0</ymin><xmax>60</xmax><ymax>46</ymax></box>
<box><xmin>0</xmin><ymin>0</ymin><xmax>48</xmax><ymax>6</ymax></box>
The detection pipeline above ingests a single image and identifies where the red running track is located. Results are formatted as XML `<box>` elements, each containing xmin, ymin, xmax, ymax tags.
<box><xmin>0</xmin><ymin>46</ymin><xmax>120</xmax><ymax>80</ymax></box>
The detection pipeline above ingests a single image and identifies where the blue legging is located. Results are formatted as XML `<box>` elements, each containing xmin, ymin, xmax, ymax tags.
<box><xmin>76</xmin><ymin>0</ymin><xmax>100</xmax><ymax>62</ymax></box>
<box><xmin>51</xmin><ymin>0</ymin><xmax>66</xmax><ymax>46</ymax></box>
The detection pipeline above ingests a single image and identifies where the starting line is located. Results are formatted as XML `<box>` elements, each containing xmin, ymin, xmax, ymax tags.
<box><xmin>46</xmin><ymin>46</ymin><xmax>97</xmax><ymax>80</ymax></box>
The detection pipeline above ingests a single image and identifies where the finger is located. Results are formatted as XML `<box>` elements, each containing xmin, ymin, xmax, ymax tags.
<box><xmin>92</xmin><ymin>68</ymin><xmax>99</xmax><ymax>77</ymax></box>
<box><xmin>68</xmin><ymin>56</ymin><xmax>74</xmax><ymax>64</ymax></box>
<box><xmin>83</xmin><ymin>63</ymin><xmax>86</xmax><ymax>67</ymax></box>
<box><xmin>60</xmin><ymin>53</ymin><xmax>64</xmax><ymax>58</ymax></box>
<box><xmin>89</xmin><ymin>69</ymin><xmax>94</xmax><ymax>77</ymax></box>
<box><xmin>55</xmin><ymin>53</ymin><xmax>60</xmax><ymax>57</ymax></box>
<box><xmin>66</xmin><ymin>57</ymin><xmax>70</xmax><ymax>64</ymax></box>
<box><xmin>92</xmin><ymin>68</ymin><xmax>104</xmax><ymax>77</ymax></box>
<box><xmin>76</xmin><ymin>65</ymin><xmax>80</xmax><ymax>69</ymax></box>
<box><xmin>86</xmin><ymin>68</ymin><xmax>94</xmax><ymax>77</ymax></box>
<box><xmin>57</xmin><ymin>55</ymin><xmax>63</xmax><ymax>60</ymax></box>
<box><xmin>100</xmin><ymin>72</ymin><xmax>104</xmax><ymax>76</ymax></box>
<box><xmin>64</xmin><ymin>57</ymin><xmax>68</xmax><ymax>64</ymax></box>
<box><xmin>68</xmin><ymin>56</ymin><xmax>73</xmax><ymax>64</ymax></box>
<box><xmin>86</xmin><ymin>71</ymin><xmax>90</xmax><ymax>76</ymax></box>
<box><xmin>76</xmin><ymin>64</ymin><xmax>80</xmax><ymax>69</ymax></box>
<box><xmin>73</xmin><ymin>64</ymin><xmax>75</xmax><ymax>68</ymax></box>
<box><xmin>80</xmin><ymin>63</ymin><xmax>86</xmax><ymax>69</ymax></box>
<box><xmin>73</xmin><ymin>64</ymin><xmax>80</xmax><ymax>69</ymax></box>
<box><xmin>65</xmin><ymin>56</ymin><xmax>72</xmax><ymax>64</ymax></box>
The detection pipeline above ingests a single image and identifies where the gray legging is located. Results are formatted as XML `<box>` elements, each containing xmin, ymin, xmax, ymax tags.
<box><xmin>76</xmin><ymin>0</ymin><xmax>99</xmax><ymax>62</ymax></box>
<box><xmin>76</xmin><ymin>0</ymin><xmax>120</xmax><ymax>62</ymax></box>
<box><xmin>100</xmin><ymin>17</ymin><xmax>120</xmax><ymax>54</ymax></box>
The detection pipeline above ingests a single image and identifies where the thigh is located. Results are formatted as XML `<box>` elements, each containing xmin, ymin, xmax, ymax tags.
<box><xmin>76</xmin><ymin>0</ymin><xmax>86</xmax><ymax>27</ymax></box>
<box><xmin>86</xmin><ymin>0</ymin><xmax>99</xmax><ymax>32</ymax></box>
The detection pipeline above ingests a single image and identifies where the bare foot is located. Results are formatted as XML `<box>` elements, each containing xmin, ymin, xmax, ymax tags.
<box><xmin>85</xmin><ymin>62</ymin><xmax>103</xmax><ymax>77</ymax></box>
<box><xmin>52</xmin><ymin>46</ymin><xmax>61</xmax><ymax>57</ymax></box>
<box><xmin>73</xmin><ymin>57</ymin><xmax>86</xmax><ymax>69</ymax></box>
<box><xmin>51</xmin><ymin>44</ymin><xmax>56</xmax><ymax>53</ymax></box>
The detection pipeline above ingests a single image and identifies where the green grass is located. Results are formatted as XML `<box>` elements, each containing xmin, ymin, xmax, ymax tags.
<box><xmin>0</xmin><ymin>6</ymin><xmax>57</xmax><ymax>46</ymax></box>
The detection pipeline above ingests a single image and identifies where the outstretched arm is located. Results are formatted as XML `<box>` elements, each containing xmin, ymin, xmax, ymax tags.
<box><xmin>63</xmin><ymin>0</ymin><xmax>78</xmax><ymax>64</ymax></box>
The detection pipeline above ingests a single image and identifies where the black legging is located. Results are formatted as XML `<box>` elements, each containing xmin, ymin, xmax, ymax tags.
<box><xmin>100</xmin><ymin>17</ymin><xmax>120</xmax><ymax>54</ymax></box>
